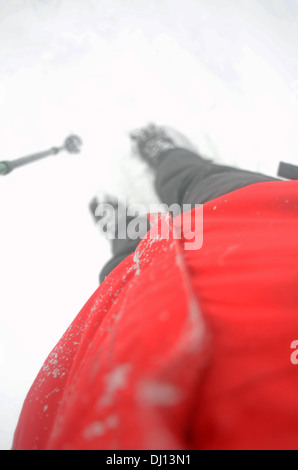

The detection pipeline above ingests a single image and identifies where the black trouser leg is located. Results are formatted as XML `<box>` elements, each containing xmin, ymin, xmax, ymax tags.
<box><xmin>154</xmin><ymin>148</ymin><xmax>280</xmax><ymax>206</ymax></box>
<box><xmin>99</xmin><ymin>216</ymin><xmax>149</xmax><ymax>283</ymax></box>
<box><xmin>99</xmin><ymin>148</ymin><xmax>280</xmax><ymax>283</ymax></box>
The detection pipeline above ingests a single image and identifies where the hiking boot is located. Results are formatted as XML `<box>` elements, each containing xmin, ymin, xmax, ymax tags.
<box><xmin>89</xmin><ymin>194</ymin><xmax>127</xmax><ymax>237</ymax></box>
<box><xmin>130</xmin><ymin>123</ymin><xmax>197</xmax><ymax>167</ymax></box>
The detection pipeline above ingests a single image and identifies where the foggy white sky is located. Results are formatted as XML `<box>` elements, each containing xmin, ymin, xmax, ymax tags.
<box><xmin>0</xmin><ymin>0</ymin><xmax>298</xmax><ymax>449</ymax></box>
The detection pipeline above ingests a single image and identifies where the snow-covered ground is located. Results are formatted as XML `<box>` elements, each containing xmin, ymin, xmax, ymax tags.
<box><xmin>0</xmin><ymin>0</ymin><xmax>298</xmax><ymax>450</ymax></box>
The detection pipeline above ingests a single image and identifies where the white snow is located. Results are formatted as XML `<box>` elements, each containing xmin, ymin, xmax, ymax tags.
<box><xmin>0</xmin><ymin>0</ymin><xmax>298</xmax><ymax>449</ymax></box>
<box><xmin>98</xmin><ymin>363</ymin><xmax>131</xmax><ymax>407</ymax></box>
<box><xmin>137</xmin><ymin>380</ymin><xmax>182</xmax><ymax>407</ymax></box>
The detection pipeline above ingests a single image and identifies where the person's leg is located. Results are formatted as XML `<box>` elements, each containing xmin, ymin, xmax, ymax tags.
<box><xmin>99</xmin><ymin>240</ymin><xmax>139</xmax><ymax>284</ymax></box>
<box><xmin>131</xmin><ymin>123</ymin><xmax>280</xmax><ymax>208</ymax></box>
<box><xmin>99</xmin><ymin>216</ymin><xmax>150</xmax><ymax>283</ymax></box>
<box><xmin>154</xmin><ymin>147</ymin><xmax>280</xmax><ymax>207</ymax></box>
<box><xmin>96</xmin><ymin>124</ymin><xmax>280</xmax><ymax>283</ymax></box>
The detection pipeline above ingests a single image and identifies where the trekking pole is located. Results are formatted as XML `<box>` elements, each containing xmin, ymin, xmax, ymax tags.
<box><xmin>0</xmin><ymin>134</ymin><xmax>83</xmax><ymax>176</ymax></box>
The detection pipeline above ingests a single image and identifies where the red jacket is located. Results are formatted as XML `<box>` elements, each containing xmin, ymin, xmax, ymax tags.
<box><xmin>13</xmin><ymin>180</ymin><xmax>298</xmax><ymax>450</ymax></box>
